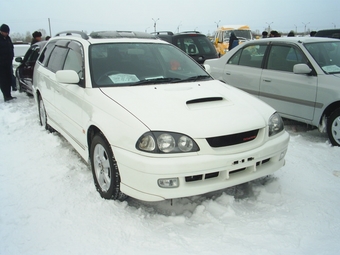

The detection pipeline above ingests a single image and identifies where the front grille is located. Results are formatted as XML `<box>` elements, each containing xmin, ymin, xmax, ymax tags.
<box><xmin>206</xmin><ymin>129</ymin><xmax>259</xmax><ymax>147</ymax></box>
<box><xmin>185</xmin><ymin>171</ymin><xmax>219</xmax><ymax>183</ymax></box>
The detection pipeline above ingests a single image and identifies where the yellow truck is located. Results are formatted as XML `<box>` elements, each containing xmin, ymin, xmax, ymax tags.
<box><xmin>214</xmin><ymin>25</ymin><xmax>253</xmax><ymax>56</ymax></box>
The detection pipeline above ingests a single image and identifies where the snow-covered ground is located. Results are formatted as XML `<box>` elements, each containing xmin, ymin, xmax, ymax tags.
<box><xmin>1</xmin><ymin>91</ymin><xmax>340</xmax><ymax>255</ymax></box>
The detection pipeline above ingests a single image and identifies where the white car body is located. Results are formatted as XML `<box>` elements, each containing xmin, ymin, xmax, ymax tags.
<box><xmin>12</xmin><ymin>43</ymin><xmax>30</xmax><ymax>74</ymax></box>
<box><xmin>204</xmin><ymin>37</ymin><xmax>340</xmax><ymax>146</ymax></box>
<box><xmin>33</xmin><ymin>31</ymin><xmax>289</xmax><ymax>201</ymax></box>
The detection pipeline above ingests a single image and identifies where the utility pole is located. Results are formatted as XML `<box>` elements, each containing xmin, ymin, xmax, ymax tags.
<box><xmin>302</xmin><ymin>22</ymin><xmax>310</xmax><ymax>35</ymax></box>
<box><xmin>266</xmin><ymin>22</ymin><xmax>273</xmax><ymax>32</ymax></box>
<box><xmin>152</xmin><ymin>18</ymin><xmax>159</xmax><ymax>33</ymax></box>
<box><xmin>48</xmin><ymin>18</ymin><xmax>52</xmax><ymax>36</ymax></box>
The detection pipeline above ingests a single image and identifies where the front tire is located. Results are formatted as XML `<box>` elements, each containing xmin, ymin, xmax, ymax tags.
<box><xmin>327</xmin><ymin>108</ymin><xmax>340</xmax><ymax>146</ymax></box>
<box><xmin>90</xmin><ymin>133</ymin><xmax>126</xmax><ymax>200</ymax></box>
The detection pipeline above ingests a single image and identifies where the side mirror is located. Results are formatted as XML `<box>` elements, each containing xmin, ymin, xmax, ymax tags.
<box><xmin>56</xmin><ymin>70</ymin><xmax>80</xmax><ymax>84</ymax></box>
<box><xmin>15</xmin><ymin>57</ymin><xmax>23</xmax><ymax>63</ymax></box>
<box><xmin>293</xmin><ymin>64</ymin><xmax>312</xmax><ymax>74</ymax></box>
<box><xmin>203</xmin><ymin>64</ymin><xmax>211</xmax><ymax>74</ymax></box>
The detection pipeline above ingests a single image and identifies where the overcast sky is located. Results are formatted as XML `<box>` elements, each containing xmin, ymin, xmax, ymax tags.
<box><xmin>2</xmin><ymin>0</ymin><xmax>339</xmax><ymax>36</ymax></box>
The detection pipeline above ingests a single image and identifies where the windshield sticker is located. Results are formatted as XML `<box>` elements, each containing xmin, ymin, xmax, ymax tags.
<box><xmin>322</xmin><ymin>65</ymin><xmax>340</xmax><ymax>73</ymax></box>
<box><xmin>108</xmin><ymin>74</ymin><xmax>140</xmax><ymax>83</ymax></box>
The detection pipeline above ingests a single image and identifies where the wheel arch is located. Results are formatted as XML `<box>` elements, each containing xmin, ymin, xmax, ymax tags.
<box><xmin>87</xmin><ymin>125</ymin><xmax>106</xmax><ymax>159</ymax></box>
<box><xmin>321</xmin><ymin>101</ymin><xmax>340</xmax><ymax>123</ymax></box>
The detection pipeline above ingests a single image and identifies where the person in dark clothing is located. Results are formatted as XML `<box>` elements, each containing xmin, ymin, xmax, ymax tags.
<box><xmin>228</xmin><ymin>32</ymin><xmax>239</xmax><ymax>51</ymax></box>
<box><xmin>31</xmin><ymin>31</ymin><xmax>42</xmax><ymax>45</ymax></box>
<box><xmin>0</xmin><ymin>24</ymin><xmax>16</xmax><ymax>102</ymax></box>
<box><xmin>310</xmin><ymin>31</ymin><xmax>317</xmax><ymax>37</ymax></box>
<box><xmin>262</xmin><ymin>31</ymin><xmax>268</xmax><ymax>38</ymax></box>
<box><xmin>269</xmin><ymin>30</ymin><xmax>281</xmax><ymax>37</ymax></box>
<box><xmin>287</xmin><ymin>31</ymin><xmax>295</xmax><ymax>37</ymax></box>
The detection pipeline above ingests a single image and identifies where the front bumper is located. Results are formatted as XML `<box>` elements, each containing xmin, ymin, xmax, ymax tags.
<box><xmin>114</xmin><ymin>131</ymin><xmax>290</xmax><ymax>201</ymax></box>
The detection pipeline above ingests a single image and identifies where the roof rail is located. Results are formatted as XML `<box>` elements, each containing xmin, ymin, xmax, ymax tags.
<box><xmin>178</xmin><ymin>31</ymin><xmax>201</xmax><ymax>34</ymax></box>
<box><xmin>55</xmin><ymin>31</ymin><xmax>89</xmax><ymax>40</ymax></box>
<box><xmin>151</xmin><ymin>31</ymin><xmax>174</xmax><ymax>35</ymax></box>
<box><xmin>90</xmin><ymin>31</ymin><xmax>157</xmax><ymax>39</ymax></box>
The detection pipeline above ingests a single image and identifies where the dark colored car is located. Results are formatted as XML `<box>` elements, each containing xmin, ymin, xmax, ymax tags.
<box><xmin>15</xmin><ymin>41</ymin><xmax>47</xmax><ymax>95</ymax></box>
<box><xmin>315</xmin><ymin>29</ymin><xmax>340</xmax><ymax>39</ymax></box>
<box><xmin>152</xmin><ymin>31</ymin><xmax>218</xmax><ymax>64</ymax></box>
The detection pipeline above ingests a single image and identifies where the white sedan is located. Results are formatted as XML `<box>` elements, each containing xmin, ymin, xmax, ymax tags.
<box><xmin>33</xmin><ymin>31</ymin><xmax>289</xmax><ymax>201</ymax></box>
<box><xmin>12</xmin><ymin>43</ymin><xmax>30</xmax><ymax>74</ymax></box>
<box><xmin>204</xmin><ymin>37</ymin><xmax>340</xmax><ymax>146</ymax></box>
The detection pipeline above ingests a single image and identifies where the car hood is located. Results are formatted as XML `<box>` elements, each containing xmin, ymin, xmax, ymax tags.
<box><xmin>100</xmin><ymin>80</ymin><xmax>272</xmax><ymax>137</ymax></box>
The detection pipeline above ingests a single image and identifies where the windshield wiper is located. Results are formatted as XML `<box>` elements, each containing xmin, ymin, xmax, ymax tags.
<box><xmin>174</xmin><ymin>75</ymin><xmax>212</xmax><ymax>83</ymax></box>
<box><xmin>130</xmin><ymin>77</ymin><xmax>181</xmax><ymax>86</ymax></box>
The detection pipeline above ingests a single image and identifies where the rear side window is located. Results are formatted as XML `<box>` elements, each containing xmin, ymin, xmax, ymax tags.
<box><xmin>228</xmin><ymin>44</ymin><xmax>266</xmax><ymax>68</ymax></box>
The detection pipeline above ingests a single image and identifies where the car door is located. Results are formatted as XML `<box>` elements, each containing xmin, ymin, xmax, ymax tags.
<box><xmin>223</xmin><ymin>44</ymin><xmax>267</xmax><ymax>96</ymax></box>
<box><xmin>52</xmin><ymin>41</ymin><xmax>86</xmax><ymax>150</ymax></box>
<box><xmin>17</xmin><ymin>46</ymin><xmax>40</xmax><ymax>92</ymax></box>
<box><xmin>259</xmin><ymin>43</ymin><xmax>318</xmax><ymax>121</ymax></box>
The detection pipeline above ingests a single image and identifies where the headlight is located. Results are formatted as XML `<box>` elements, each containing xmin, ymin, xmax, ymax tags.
<box><xmin>137</xmin><ymin>131</ymin><xmax>199</xmax><ymax>153</ymax></box>
<box><xmin>268</xmin><ymin>113</ymin><xmax>284</xmax><ymax>137</ymax></box>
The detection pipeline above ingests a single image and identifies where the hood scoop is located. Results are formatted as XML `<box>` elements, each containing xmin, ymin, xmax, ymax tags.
<box><xmin>186</xmin><ymin>97</ymin><xmax>223</xmax><ymax>105</ymax></box>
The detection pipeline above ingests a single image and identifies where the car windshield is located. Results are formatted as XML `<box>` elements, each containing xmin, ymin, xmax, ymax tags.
<box><xmin>223</xmin><ymin>30</ymin><xmax>252</xmax><ymax>41</ymax></box>
<box><xmin>305</xmin><ymin>41</ymin><xmax>340</xmax><ymax>74</ymax></box>
<box><xmin>89</xmin><ymin>43</ymin><xmax>211</xmax><ymax>87</ymax></box>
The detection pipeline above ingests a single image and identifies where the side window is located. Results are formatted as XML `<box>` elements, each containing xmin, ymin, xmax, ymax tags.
<box><xmin>267</xmin><ymin>45</ymin><xmax>307</xmax><ymax>72</ymax></box>
<box><xmin>27</xmin><ymin>47</ymin><xmax>40</xmax><ymax>63</ymax></box>
<box><xmin>64</xmin><ymin>50</ymin><xmax>83</xmax><ymax>78</ymax></box>
<box><xmin>64</xmin><ymin>41</ymin><xmax>84</xmax><ymax>79</ymax></box>
<box><xmin>47</xmin><ymin>46</ymin><xmax>68</xmax><ymax>73</ymax></box>
<box><xmin>38</xmin><ymin>41</ymin><xmax>56</xmax><ymax>66</ymax></box>
<box><xmin>228</xmin><ymin>44</ymin><xmax>266</xmax><ymax>68</ymax></box>
<box><xmin>228</xmin><ymin>49</ymin><xmax>241</xmax><ymax>65</ymax></box>
<box><xmin>22</xmin><ymin>48</ymin><xmax>34</xmax><ymax>63</ymax></box>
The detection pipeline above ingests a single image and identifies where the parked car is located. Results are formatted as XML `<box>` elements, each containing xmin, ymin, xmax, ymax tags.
<box><xmin>33</xmin><ymin>30</ymin><xmax>289</xmax><ymax>202</ymax></box>
<box><xmin>12</xmin><ymin>42</ymin><xmax>30</xmax><ymax>74</ymax></box>
<box><xmin>15</xmin><ymin>41</ymin><xmax>47</xmax><ymax>95</ymax></box>
<box><xmin>152</xmin><ymin>31</ymin><xmax>218</xmax><ymax>64</ymax></box>
<box><xmin>204</xmin><ymin>37</ymin><xmax>340</xmax><ymax>146</ymax></box>
<box><xmin>315</xmin><ymin>29</ymin><xmax>340</xmax><ymax>39</ymax></box>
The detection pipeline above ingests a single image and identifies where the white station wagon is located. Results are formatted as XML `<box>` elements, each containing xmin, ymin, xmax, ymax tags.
<box><xmin>33</xmin><ymin>31</ymin><xmax>289</xmax><ymax>201</ymax></box>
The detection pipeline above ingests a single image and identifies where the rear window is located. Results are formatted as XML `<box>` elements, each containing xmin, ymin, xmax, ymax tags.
<box><xmin>315</xmin><ymin>29</ymin><xmax>340</xmax><ymax>39</ymax></box>
<box><xmin>173</xmin><ymin>35</ymin><xmax>216</xmax><ymax>55</ymax></box>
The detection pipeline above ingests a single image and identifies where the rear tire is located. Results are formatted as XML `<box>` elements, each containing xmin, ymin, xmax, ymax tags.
<box><xmin>90</xmin><ymin>133</ymin><xmax>126</xmax><ymax>200</ymax></box>
<box><xmin>327</xmin><ymin>108</ymin><xmax>340</xmax><ymax>146</ymax></box>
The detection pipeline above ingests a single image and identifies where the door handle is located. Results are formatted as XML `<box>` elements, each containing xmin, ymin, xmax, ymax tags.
<box><xmin>263</xmin><ymin>78</ymin><xmax>271</xmax><ymax>82</ymax></box>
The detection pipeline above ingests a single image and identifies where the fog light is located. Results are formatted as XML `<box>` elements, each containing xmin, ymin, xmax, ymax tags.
<box><xmin>279</xmin><ymin>150</ymin><xmax>286</xmax><ymax>161</ymax></box>
<box><xmin>158</xmin><ymin>178</ymin><xmax>179</xmax><ymax>188</ymax></box>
